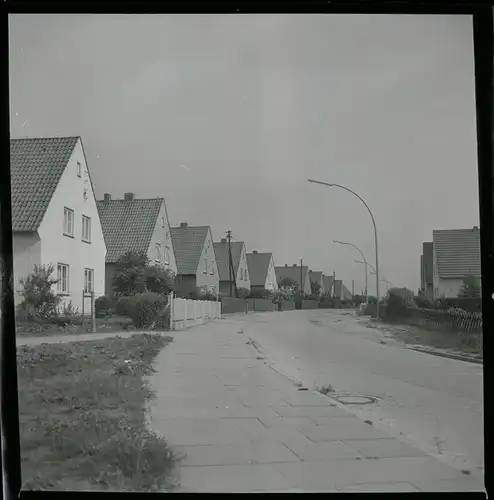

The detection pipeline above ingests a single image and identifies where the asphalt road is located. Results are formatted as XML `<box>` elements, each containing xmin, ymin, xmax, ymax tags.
<box><xmin>228</xmin><ymin>309</ymin><xmax>484</xmax><ymax>481</ymax></box>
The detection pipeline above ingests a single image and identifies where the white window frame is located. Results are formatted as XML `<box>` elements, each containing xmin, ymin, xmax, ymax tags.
<box><xmin>84</xmin><ymin>268</ymin><xmax>94</xmax><ymax>293</ymax></box>
<box><xmin>164</xmin><ymin>246</ymin><xmax>170</xmax><ymax>265</ymax></box>
<box><xmin>155</xmin><ymin>243</ymin><xmax>161</xmax><ymax>263</ymax></box>
<box><xmin>77</xmin><ymin>161</ymin><xmax>82</xmax><ymax>177</ymax></box>
<box><xmin>57</xmin><ymin>263</ymin><xmax>70</xmax><ymax>294</ymax></box>
<box><xmin>82</xmin><ymin>215</ymin><xmax>91</xmax><ymax>242</ymax></box>
<box><xmin>63</xmin><ymin>207</ymin><xmax>74</xmax><ymax>237</ymax></box>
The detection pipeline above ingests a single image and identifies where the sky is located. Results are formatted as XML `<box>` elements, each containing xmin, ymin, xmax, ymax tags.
<box><xmin>8</xmin><ymin>14</ymin><xmax>479</xmax><ymax>296</ymax></box>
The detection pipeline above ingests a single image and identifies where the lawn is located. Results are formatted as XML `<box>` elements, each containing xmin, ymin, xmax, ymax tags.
<box><xmin>17</xmin><ymin>333</ymin><xmax>177</xmax><ymax>491</ymax></box>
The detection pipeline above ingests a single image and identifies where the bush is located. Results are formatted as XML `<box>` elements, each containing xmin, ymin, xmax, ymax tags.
<box><xmin>236</xmin><ymin>287</ymin><xmax>250</xmax><ymax>298</ymax></box>
<box><xmin>18</xmin><ymin>264</ymin><xmax>61</xmax><ymax>320</ymax></box>
<box><xmin>248</xmin><ymin>288</ymin><xmax>271</xmax><ymax>299</ymax></box>
<box><xmin>95</xmin><ymin>296</ymin><xmax>115</xmax><ymax>318</ymax></box>
<box><xmin>116</xmin><ymin>293</ymin><xmax>168</xmax><ymax>329</ymax></box>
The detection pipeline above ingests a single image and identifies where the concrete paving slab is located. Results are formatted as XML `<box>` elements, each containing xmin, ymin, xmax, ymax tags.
<box><xmin>344</xmin><ymin>437</ymin><xmax>427</xmax><ymax>459</ymax></box>
<box><xmin>282</xmin><ymin>391</ymin><xmax>336</xmax><ymax>407</ymax></box>
<box><xmin>256</xmin><ymin>416</ymin><xmax>315</xmax><ymax>429</ymax></box>
<box><xmin>274</xmin><ymin>456</ymin><xmax>465</xmax><ymax>489</ymax></box>
<box><xmin>176</xmin><ymin>463</ymin><xmax>292</xmax><ymax>492</ymax></box>
<box><xmin>283</xmin><ymin>438</ymin><xmax>363</xmax><ymax>462</ymax></box>
<box><xmin>412</xmin><ymin>476</ymin><xmax>485</xmax><ymax>492</ymax></box>
<box><xmin>337</xmin><ymin>481</ymin><xmax>420</xmax><ymax>492</ymax></box>
<box><xmin>273</xmin><ymin>404</ymin><xmax>351</xmax><ymax>419</ymax></box>
<box><xmin>297</xmin><ymin>418</ymin><xmax>389</xmax><ymax>442</ymax></box>
<box><xmin>176</xmin><ymin>440</ymin><xmax>300</xmax><ymax>467</ymax></box>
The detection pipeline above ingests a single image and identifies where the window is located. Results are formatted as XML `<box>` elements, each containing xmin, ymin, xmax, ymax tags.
<box><xmin>245</xmin><ymin>269</ymin><xmax>248</xmax><ymax>281</ymax></box>
<box><xmin>155</xmin><ymin>243</ymin><xmax>161</xmax><ymax>262</ymax></box>
<box><xmin>84</xmin><ymin>268</ymin><xmax>94</xmax><ymax>293</ymax></box>
<box><xmin>203</xmin><ymin>257</ymin><xmax>207</xmax><ymax>273</ymax></box>
<box><xmin>77</xmin><ymin>161</ymin><xmax>82</xmax><ymax>177</ymax></box>
<box><xmin>82</xmin><ymin>215</ymin><xmax>91</xmax><ymax>242</ymax></box>
<box><xmin>210</xmin><ymin>261</ymin><xmax>215</xmax><ymax>275</ymax></box>
<box><xmin>164</xmin><ymin>246</ymin><xmax>170</xmax><ymax>265</ymax></box>
<box><xmin>57</xmin><ymin>263</ymin><xmax>69</xmax><ymax>294</ymax></box>
<box><xmin>63</xmin><ymin>207</ymin><xmax>74</xmax><ymax>237</ymax></box>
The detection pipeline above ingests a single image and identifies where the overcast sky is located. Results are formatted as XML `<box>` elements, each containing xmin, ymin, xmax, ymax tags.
<box><xmin>9</xmin><ymin>14</ymin><xmax>478</xmax><ymax>295</ymax></box>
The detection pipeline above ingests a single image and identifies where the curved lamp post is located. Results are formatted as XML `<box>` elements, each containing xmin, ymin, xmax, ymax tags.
<box><xmin>308</xmin><ymin>179</ymin><xmax>380</xmax><ymax>318</ymax></box>
<box><xmin>334</xmin><ymin>240</ymin><xmax>368</xmax><ymax>303</ymax></box>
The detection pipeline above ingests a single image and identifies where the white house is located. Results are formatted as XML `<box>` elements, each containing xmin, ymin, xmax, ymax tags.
<box><xmin>213</xmin><ymin>239</ymin><xmax>251</xmax><ymax>296</ymax></box>
<box><xmin>246</xmin><ymin>251</ymin><xmax>279</xmax><ymax>292</ymax></box>
<box><xmin>96</xmin><ymin>193</ymin><xmax>178</xmax><ymax>297</ymax></box>
<box><xmin>432</xmin><ymin>227</ymin><xmax>481</xmax><ymax>299</ymax></box>
<box><xmin>10</xmin><ymin>136</ymin><xmax>106</xmax><ymax>312</ymax></box>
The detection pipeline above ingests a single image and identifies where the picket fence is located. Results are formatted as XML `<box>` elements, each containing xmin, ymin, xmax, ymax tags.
<box><xmin>169</xmin><ymin>292</ymin><xmax>221</xmax><ymax>330</ymax></box>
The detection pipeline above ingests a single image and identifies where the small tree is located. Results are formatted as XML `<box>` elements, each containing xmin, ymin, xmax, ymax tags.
<box><xmin>145</xmin><ymin>265</ymin><xmax>175</xmax><ymax>294</ymax></box>
<box><xmin>458</xmin><ymin>274</ymin><xmax>481</xmax><ymax>299</ymax></box>
<box><xmin>310</xmin><ymin>281</ymin><xmax>321</xmax><ymax>296</ymax></box>
<box><xmin>18</xmin><ymin>264</ymin><xmax>61</xmax><ymax>319</ymax></box>
<box><xmin>279</xmin><ymin>277</ymin><xmax>298</xmax><ymax>289</ymax></box>
<box><xmin>113</xmin><ymin>252</ymin><xmax>149</xmax><ymax>296</ymax></box>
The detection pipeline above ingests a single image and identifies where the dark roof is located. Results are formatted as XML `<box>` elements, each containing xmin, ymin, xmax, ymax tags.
<box><xmin>309</xmin><ymin>271</ymin><xmax>323</xmax><ymax>285</ymax></box>
<box><xmin>433</xmin><ymin>228</ymin><xmax>481</xmax><ymax>279</ymax></box>
<box><xmin>97</xmin><ymin>197</ymin><xmax>164</xmax><ymax>263</ymax></box>
<box><xmin>422</xmin><ymin>241</ymin><xmax>433</xmax><ymax>283</ymax></box>
<box><xmin>170</xmin><ymin>225</ymin><xmax>210</xmax><ymax>275</ymax></box>
<box><xmin>275</xmin><ymin>265</ymin><xmax>309</xmax><ymax>287</ymax></box>
<box><xmin>213</xmin><ymin>241</ymin><xmax>244</xmax><ymax>281</ymax></box>
<box><xmin>10</xmin><ymin>137</ymin><xmax>79</xmax><ymax>231</ymax></box>
<box><xmin>322</xmin><ymin>275</ymin><xmax>334</xmax><ymax>293</ymax></box>
<box><xmin>334</xmin><ymin>279</ymin><xmax>342</xmax><ymax>298</ymax></box>
<box><xmin>246</xmin><ymin>252</ymin><xmax>272</xmax><ymax>287</ymax></box>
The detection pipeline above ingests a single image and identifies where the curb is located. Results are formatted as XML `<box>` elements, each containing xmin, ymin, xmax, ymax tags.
<box><xmin>407</xmin><ymin>346</ymin><xmax>482</xmax><ymax>365</ymax></box>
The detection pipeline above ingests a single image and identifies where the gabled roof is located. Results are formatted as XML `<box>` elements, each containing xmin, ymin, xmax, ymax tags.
<box><xmin>246</xmin><ymin>252</ymin><xmax>272</xmax><ymax>287</ymax></box>
<box><xmin>322</xmin><ymin>275</ymin><xmax>334</xmax><ymax>294</ymax></box>
<box><xmin>342</xmin><ymin>284</ymin><xmax>352</xmax><ymax>299</ymax></box>
<box><xmin>309</xmin><ymin>271</ymin><xmax>323</xmax><ymax>285</ymax></box>
<box><xmin>10</xmin><ymin>136</ymin><xmax>79</xmax><ymax>231</ymax></box>
<box><xmin>433</xmin><ymin>228</ymin><xmax>481</xmax><ymax>279</ymax></box>
<box><xmin>97</xmin><ymin>197</ymin><xmax>164</xmax><ymax>263</ymax></box>
<box><xmin>213</xmin><ymin>241</ymin><xmax>244</xmax><ymax>281</ymax></box>
<box><xmin>275</xmin><ymin>265</ymin><xmax>309</xmax><ymax>288</ymax></box>
<box><xmin>334</xmin><ymin>279</ymin><xmax>343</xmax><ymax>298</ymax></box>
<box><xmin>170</xmin><ymin>225</ymin><xmax>210</xmax><ymax>275</ymax></box>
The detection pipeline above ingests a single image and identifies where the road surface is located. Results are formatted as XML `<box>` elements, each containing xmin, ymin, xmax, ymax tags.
<box><xmin>228</xmin><ymin>309</ymin><xmax>484</xmax><ymax>481</ymax></box>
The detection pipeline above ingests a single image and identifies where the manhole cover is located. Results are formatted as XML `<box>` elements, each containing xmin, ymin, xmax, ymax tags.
<box><xmin>333</xmin><ymin>395</ymin><xmax>377</xmax><ymax>405</ymax></box>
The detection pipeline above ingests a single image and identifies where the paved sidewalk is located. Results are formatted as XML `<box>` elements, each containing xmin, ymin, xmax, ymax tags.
<box><xmin>147</xmin><ymin>318</ymin><xmax>485</xmax><ymax>493</ymax></box>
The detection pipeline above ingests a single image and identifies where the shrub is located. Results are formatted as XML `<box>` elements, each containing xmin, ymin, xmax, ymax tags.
<box><xmin>115</xmin><ymin>296</ymin><xmax>137</xmax><ymax>319</ymax></box>
<box><xmin>18</xmin><ymin>264</ymin><xmax>62</xmax><ymax>320</ymax></box>
<box><xmin>116</xmin><ymin>293</ymin><xmax>168</xmax><ymax>329</ymax></box>
<box><xmin>95</xmin><ymin>296</ymin><xmax>115</xmax><ymax>318</ymax></box>
<box><xmin>248</xmin><ymin>288</ymin><xmax>271</xmax><ymax>299</ymax></box>
<box><xmin>236</xmin><ymin>287</ymin><xmax>250</xmax><ymax>298</ymax></box>
<box><xmin>144</xmin><ymin>265</ymin><xmax>175</xmax><ymax>294</ymax></box>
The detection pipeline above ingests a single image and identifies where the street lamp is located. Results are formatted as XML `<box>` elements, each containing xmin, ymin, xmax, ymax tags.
<box><xmin>354</xmin><ymin>259</ymin><xmax>375</xmax><ymax>274</ymax></box>
<box><xmin>333</xmin><ymin>240</ymin><xmax>368</xmax><ymax>303</ymax></box>
<box><xmin>308</xmin><ymin>179</ymin><xmax>380</xmax><ymax>318</ymax></box>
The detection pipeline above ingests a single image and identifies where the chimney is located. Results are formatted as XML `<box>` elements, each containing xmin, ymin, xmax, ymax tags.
<box><xmin>124</xmin><ymin>192</ymin><xmax>134</xmax><ymax>201</ymax></box>
<box><xmin>285</xmin><ymin>264</ymin><xmax>288</xmax><ymax>267</ymax></box>
<box><xmin>253</xmin><ymin>250</ymin><xmax>258</xmax><ymax>254</ymax></box>
<box><xmin>221</xmin><ymin>238</ymin><xmax>227</xmax><ymax>243</ymax></box>
<box><xmin>473</xmin><ymin>225</ymin><xmax>479</xmax><ymax>231</ymax></box>
<box><xmin>103</xmin><ymin>193</ymin><xmax>111</xmax><ymax>202</ymax></box>
<box><xmin>180</xmin><ymin>222</ymin><xmax>188</xmax><ymax>229</ymax></box>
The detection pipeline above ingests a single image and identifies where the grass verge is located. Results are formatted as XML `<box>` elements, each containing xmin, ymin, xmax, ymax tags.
<box><xmin>17</xmin><ymin>333</ymin><xmax>177</xmax><ymax>491</ymax></box>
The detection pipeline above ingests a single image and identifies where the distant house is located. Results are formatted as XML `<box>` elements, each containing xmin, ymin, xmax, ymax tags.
<box><xmin>432</xmin><ymin>227</ymin><xmax>481</xmax><ymax>299</ymax></box>
<box><xmin>309</xmin><ymin>270</ymin><xmax>325</xmax><ymax>296</ymax></box>
<box><xmin>246</xmin><ymin>251</ymin><xmax>278</xmax><ymax>292</ymax></box>
<box><xmin>342</xmin><ymin>284</ymin><xmax>352</xmax><ymax>299</ymax></box>
<box><xmin>275</xmin><ymin>264</ymin><xmax>312</xmax><ymax>296</ymax></box>
<box><xmin>96</xmin><ymin>193</ymin><xmax>177</xmax><ymax>297</ymax></box>
<box><xmin>170</xmin><ymin>222</ymin><xmax>219</xmax><ymax>296</ymax></box>
<box><xmin>322</xmin><ymin>275</ymin><xmax>334</xmax><ymax>297</ymax></box>
<box><xmin>10</xmin><ymin>136</ymin><xmax>107</xmax><ymax>311</ymax></box>
<box><xmin>420</xmin><ymin>241</ymin><xmax>434</xmax><ymax>301</ymax></box>
<box><xmin>333</xmin><ymin>280</ymin><xmax>343</xmax><ymax>299</ymax></box>
<box><xmin>213</xmin><ymin>239</ymin><xmax>251</xmax><ymax>296</ymax></box>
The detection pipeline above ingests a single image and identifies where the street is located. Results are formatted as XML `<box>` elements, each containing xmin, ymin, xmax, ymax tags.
<box><xmin>232</xmin><ymin>309</ymin><xmax>484</xmax><ymax>480</ymax></box>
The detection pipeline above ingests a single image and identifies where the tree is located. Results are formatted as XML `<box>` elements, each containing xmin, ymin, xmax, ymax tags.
<box><xmin>112</xmin><ymin>251</ymin><xmax>175</xmax><ymax>296</ymax></box>
<box><xmin>458</xmin><ymin>274</ymin><xmax>481</xmax><ymax>299</ymax></box>
<box><xmin>279</xmin><ymin>277</ymin><xmax>298</xmax><ymax>290</ymax></box>
<box><xmin>18</xmin><ymin>264</ymin><xmax>61</xmax><ymax>319</ymax></box>
<box><xmin>310</xmin><ymin>280</ymin><xmax>321</xmax><ymax>296</ymax></box>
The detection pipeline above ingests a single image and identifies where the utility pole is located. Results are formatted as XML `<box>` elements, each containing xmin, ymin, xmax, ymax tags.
<box><xmin>300</xmin><ymin>258</ymin><xmax>303</xmax><ymax>296</ymax></box>
<box><xmin>226</xmin><ymin>229</ymin><xmax>237</xmax><ymax>298</ymax></box>
<box><xmin>352</xmin><ymin>279</ymin><xmax>355</xmax><ymax>297</ymax></box>
<box><xmin>332</xmin><ymin>271</ymin><xmax>336</xmax><ymax>298</ymax></box>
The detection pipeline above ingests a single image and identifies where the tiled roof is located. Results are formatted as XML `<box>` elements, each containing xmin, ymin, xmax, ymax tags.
<box><xmin>309</xmin><ymin>271</ymin><xmax>323</xmax><ymax>286</ymax></box>
<box><xmin>246</xmin><ymin>252</ymin><xmax>272</xmax><ymax>287</ymax></box>
<box><xmin>433</xmin><ymin>228</ymin><xmax>481</xmax><ymax>279</ymax></box>
<box><xmin>213</xmin><ymin>241</ymin><xmax>244</xmax><ymax>282</ymax></box>
<box><xmin>10</xmin><ymin>137</ymin><xmax>79</xmax><ymax>231</ymax></box>
<box><xmin>334</xmin><ymin>279</ymin><xmax>343</xmax><ymax>298</ymax></box>
<box><xmin>170</xmin><ymin>225</ymin><xmax>209</xmax><ymax>275</ymax></box>
<box><xmin>97</xmin><ymin>198</ymin><xmax>164</xmax><ymax>263</ymax></box>
<box><xmin>275</xmin><ymin>265</ymin><xmax>309</xmax><ymax>288</ymax></box>
<box><xmin>322</xmin><ymin>275</ymin><xmax>334</xmax><ymax>294</ymax></box>
<box><xmin>422</xmin><ymin>242</ymin><xmax>433</xmax><ymax>283</ymax></box>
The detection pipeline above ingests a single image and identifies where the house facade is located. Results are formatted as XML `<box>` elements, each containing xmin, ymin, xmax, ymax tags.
<box><xmin>170</xmin><ymin>223</ymin><xmax>219</xmax><ymax>296</ymax></box>
<box><xmin>11</xmin><ymin>136</ymin><xmax>106</xmax><ymax>312</ymax></box>
<box><xmin>309</xmin><ymin>270</ymin><xmax>325</xmax><ymax>296</ymax></box>
<box><xmin>213</xmin><ymin>239</ymin><xmax>251</xmax><ymax>296</ymax></box>
<box><xmin>246</xmin><ymin>251</ymin><xmax>278</xmax><ymax>291</ymax></box>
<box><xmin>275</xmin><ymin>264</ymin><xmax>312</xmax><ymax>296</ymax></box>
<box><xmin>96</xmin><ymin>193</ymin><xmax>178</xmax><ymax>297</ymax></box>
<box><xmin>432</xmin><ymin>227</ymin><xmax>481</xmax><ymax>299</ymax></box>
